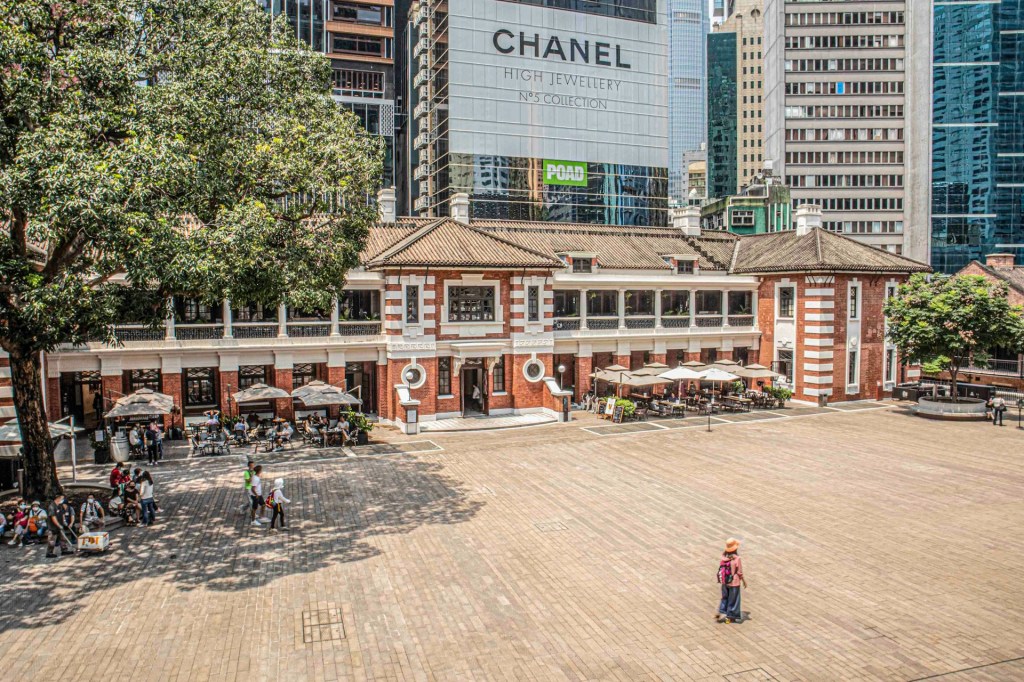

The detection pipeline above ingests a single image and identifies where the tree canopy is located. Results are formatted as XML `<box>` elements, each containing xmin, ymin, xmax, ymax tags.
<box><xmin>883</xmin><ymin>274</ymin><xmax>1024</xmax><ymax>399</ymax></box>
<box><xmin>0</xmin><ymin>0</ymin><xmax>383</xmax><ymax>498</ymax></box>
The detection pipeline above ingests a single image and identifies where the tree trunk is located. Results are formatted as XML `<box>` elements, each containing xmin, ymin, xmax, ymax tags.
<box><xmin>949</xmin><ymin>365</ymin><xmax>960</xmax><ymax>404</ymax></box>
<box><xmin>8</xmin><ymin>346</ymin><xmax>63</xmax><ymax>500</ymax></box>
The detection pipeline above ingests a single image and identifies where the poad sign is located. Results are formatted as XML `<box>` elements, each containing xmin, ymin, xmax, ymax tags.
<box><xmin>544</xmin><ymin>160</ymin><xmax>587</xmax><ymax>187</ymax></box>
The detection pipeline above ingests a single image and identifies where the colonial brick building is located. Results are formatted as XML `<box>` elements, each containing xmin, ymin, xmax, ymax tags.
<box><xmin>24</xmin><ymin>192</ymin><xmax>927</xmax><ymax>434</ymax></box>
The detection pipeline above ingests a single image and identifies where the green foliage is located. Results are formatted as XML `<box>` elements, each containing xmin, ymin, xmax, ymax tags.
<box><xmin>762</xmin><ymin>386</ymin><xmax>792</xmax><ymax>403</ymax></box>
<box><xmin>344</xmin><ymin>411</ymin><xmax>374</xmax><ymax>433</ymax></box>
<box><xmin>730</xmin><ymin>380</ymin><xmax>746</xmax><ymax>394</ymax></box>
<box><xmin>883</xmin><ymin>275</ymin><xmax>1024</xmax><ymax>398</ymax></box>
<box><xmin>0</xmin><ymin>0</ymin><xmax>383</xmax><ymax>353</ymax></box>
<box><xmin>614</xmin><ymin>398</ymin><xmax>636</xmax><ymax>418</ymax></box>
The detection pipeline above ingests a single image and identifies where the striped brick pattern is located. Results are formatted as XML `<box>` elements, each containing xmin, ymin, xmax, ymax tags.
<box><xmin>800</xmin><ymin>277</ymin><xmax>836</xmax><ymax>400</ymax></box>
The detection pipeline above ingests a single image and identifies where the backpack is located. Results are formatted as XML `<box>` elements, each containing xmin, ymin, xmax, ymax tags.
<box><xmin>717</xmin><ymin>558</ymin><xmax>734</xmax><ymax>585</ymax></box>
<box><xmin>265</xmin><ymin>491</ymin><xmax>276</xmax><ymax>508</ymax></box>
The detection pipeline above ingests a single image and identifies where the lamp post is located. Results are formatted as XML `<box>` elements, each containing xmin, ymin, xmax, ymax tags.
<box><xmin>1018</xmin><ymin>398</ymin><xmax>1023</xmax><ymax>430</ymax></box>
<box><xmin>557</xmin><ymin>364</ymin><xmax>566</xmax><ymax>390</ymax></box>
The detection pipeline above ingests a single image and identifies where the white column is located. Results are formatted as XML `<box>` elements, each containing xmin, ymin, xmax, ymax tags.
<box><xmin>750</xmin><ymin>290</ymin><xmax>758</xmax><ymax>330</ymax></box>
<box><xmin>688</xmin><ymin>291</ymin><xmax>696</xmax><ymax>328</ymax></box>
<box><xmin>722</xmin><ymin>291</ymin><xmax>730</xmax><ymax>328</ymax></box>
<box><xmin>222</xmin><ymin>299</ymin><xmax>233</xmax><ymax>338</ymax></box>
<box><xmin>654</xmin><ymin>289</ymin><xmax>663</xmax><ymax>329</ymax></box>
<box><xmin>618</xmin><ymin>289</ymin><xmax>626</xmax><ymax>330</ymax></box>
<box><xmin>579</xmin><ymin>289</ymin><xmax>588</xmax><ymax>330</ymax></box>
<box><xmin>164</xmin><ymin>297</ymin><xmax>175</xmax><ymax>340</ymax></box>
<box><xmin>277</xmin><ymin>302</ymin><xmax>288</xmax><ymax>338</ymax></box>
<box><xmin>379</xmin><ymin>289</ymin><xmax>386</xmax><ymax>327</ymax></box>
<box><xmin>330</xmin><ymin>296</ymin><xmax>340</xmax><ymax>337</ymax></box>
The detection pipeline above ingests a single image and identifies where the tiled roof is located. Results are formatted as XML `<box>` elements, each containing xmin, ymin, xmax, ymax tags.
<box><xmin>971</xmin><ymin>262</ymin><xmax>1024</xmax><ymax>297</ymax></box>
<box><xmin>365</xmin><ymin>218</ymin><xmax>565</xmax><ymax>269</ymax></box>
<box><xmin>730</xmin><ymin>228</ymin><xmax>930</xmax><ymax>275</ymax></box>
<box><xmin>470</xmin><ymin>221</ymin><xmax>734</xmax><ymax>271</ymax></box>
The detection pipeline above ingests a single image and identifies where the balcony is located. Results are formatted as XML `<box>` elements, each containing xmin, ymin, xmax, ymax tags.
<box><xmin>661</xmin><ymin>316</ymin><xmax>691</xmax><ymax>328</ymax></box>
<box><xmin>287</xmin><ymin>322</ymin><xmax>332</xmax><ymax>338</ymax></box>
<box><xmin>586</xmin><ymin>317</ymin><xmax>619</xmax><ymax>331</ymax></box>
<box><xmin>176</xmin><ymin>324</ymin><xmax>224</xmax><ymax>340</ymax></box>
<box><xmin>112</xmin><ymin>324</ymin><xmax>165</xmax><ymax>342</ymax></box>
<box><xmin>967</xmin><ymin>358</ymin><xmax>1023</xmax><ymax>377</ymax></box>
<box><xmin>233</xmin><ymin>323</ymin><xmax>278</xmax><ymax>339</ymax></box>
<box><xmin>338</xmin><ymin>321</ymin><xmax>382</xmax><ymax>336</ymax></box>
<box><xmin>553</xmin><ymin>317</ymin><xmax>581</xmax><ymax>331</ymax></box>
<box><xmin>694</xmin><ymin>315</ymin><xmax>723</xmax><ymax>328</ymax></box>
<box><xmin>727</xmin><ymin>315</ymin><xmax>755</xmax><ymax>327</ymax></box>
<box><xmin>413</xmin><ymin>195</ymin><xmax>432</xmax><ymax>211</ymax></box>
<box><xmin>625</xmin><ymin>316</ymin><xmax>656</xmax><ymax>329</ymax></box>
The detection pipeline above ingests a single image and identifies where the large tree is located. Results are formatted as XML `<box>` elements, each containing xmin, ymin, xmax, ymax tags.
<box><xmin>884</xmin><ymin>274</ymin><xmax>1024</xmax><ymax>401</ymax></box>
<box><xmin>0</xmin><ymin>0</ymin><xmax>382</xmax><ymax>499</ymax></box>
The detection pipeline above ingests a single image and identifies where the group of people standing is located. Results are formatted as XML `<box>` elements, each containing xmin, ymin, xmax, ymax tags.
<box><xmin>243</xmin><ymin>460</ymin><xmax>291</xmax><ymax>531</ymax></box>
<box><xmin>2</xmin><ymin>492</ymin><xmax>110</xmax><ymax>558</ymax></box>
<box><xmin>109</xmin><ymin>462</ymin><xmax>157</xmax><ymax>526</ymax></box>
<box><xmin>127</xmin><ymin>421</ymin><xmax>165</xmax><ymax>465</ymax></box>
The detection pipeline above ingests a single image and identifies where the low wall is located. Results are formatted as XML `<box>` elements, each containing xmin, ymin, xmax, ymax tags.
<box><xmin>914</xmin><ymin>397</ymin><xmax>988</xmax><ymax>421</ymax></box>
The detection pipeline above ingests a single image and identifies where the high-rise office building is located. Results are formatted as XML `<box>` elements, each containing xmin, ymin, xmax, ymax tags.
<box><xmin>930</xmin><ymin>2</ymin><xmax>1024</xmax><ymax>273</ymax></box>
<box><xmin>763</xmin><ymin>0</ymin><xmax>929</xmax><ymax>260</ymax></box>
<box><xmin>261</xmin><ymin>1</ymin><xmax>396</xmax><ymax>186</ymax></box>
<box><xmin>669</xmin><ymin>0</ymin><xmax>711</xmax><ymax>203</ymax></box>
<box><xmin>398</xmin><ymin>0</ymin><xmax>669</xmax><ymax>226</ymax></box>
<box><xmin>706</xmin><ymin>0</ymin><xmax>764</xmax><ymax>199</ymax></box>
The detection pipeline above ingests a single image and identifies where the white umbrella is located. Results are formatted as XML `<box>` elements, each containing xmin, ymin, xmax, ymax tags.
<box><xmin>659</xmin><ymin>365</ymin><xmax>705</xmax><ymax>398</ymax></box>
<box><xmin>292</xmin><ymin>381</ymin><xmax>362</xmax><ymax>407</ymax></box>
<box><xmin>0</xmin><ymin>419</ymin><xmax>83</xmax><ymax>443</ymax></box>
<box><xmin>612</xmin><ymin>374</ymin><xmax>672</xmax><ymax>388</ymax></box>
<box><xmin>105</xmin><ymin>388</ymin><xmax>175</xmax><ymax>418</ymax></box>
<box><xmin>733</xmin><ymin>364</ymin><xmax>779</xmax><ymax>380</ymax></box>
<box><xmin>232</xmin><ymin>383</ymin><xmax>291</xmax><ymax>403</ymax></box>
<box><xmin>698</xmin><ymin>368</ymin><xmax>739</xmax><ymax>383</ymax></box>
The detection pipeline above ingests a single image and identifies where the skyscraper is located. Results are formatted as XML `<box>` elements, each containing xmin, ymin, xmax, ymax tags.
<box><xmin>930</xmin><ymin>1</ymin><xmax>1024</xmax><ymax>273</ymax></box>
<box><xmin>261</xmin><ymin>1</ymin><xmax>396</xmax><ymax>186</ymax></box>
<box><xmin>763</xmin><ymin>0</ymin><xmax>929</xmax><ymax>259</ymax></box>
<box><xmin>399</xmin><ymin>0</ymin><xmax>669</xmax><ymax>226</ymax></box>
<box><xmin>706</xmin><ymin>0</ymin><xmax>764</xmax><ymax>199</ymax></box>
<box><xmin>669</xmin><ymin>0</ymin><xmax>711</xmax><ymax>203</ymax></box>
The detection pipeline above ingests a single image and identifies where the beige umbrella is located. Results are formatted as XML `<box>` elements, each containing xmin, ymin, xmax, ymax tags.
<box><xmin>292</xmin><ymin>381</ymin><xmax>362</xmax><ymax>407</ymax></box>
<box><xmin>0</xmin><ymin>419</ymin><xmax>83</xmax><ymax>442</ymax></box>
<box><xmin>105</xmin><ymin>388</ymin><xmax>174</xmax><ymax>418</ymax></box>
<box><xmin>604</xmin><ymin>363</ymin><xmax>629</xmax><ymax>372</ymax></box>
<box><xmin>680</xmin><ymin>360</ymin><xmax>706</xmax><ymax>368</ymax></box>
<box><xmin>233</xmin><ymin>383</ymin><xmax>291</xmax><ymax>403</ymax></box>
<box><xmin>633</xmin><ymin>362</ymin><xmax>670</xmax><ymax>376</ymax></box>
<box><xmin>733</xmin><ymin>364</ymin><xmax>780</xmax><ymax>380</ymax></box>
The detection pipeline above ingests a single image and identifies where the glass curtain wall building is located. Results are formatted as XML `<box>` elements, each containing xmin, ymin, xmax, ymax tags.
<box><xmin>261</xmin><ymin>1</ymin><xmax>396</xmax><ymax>186</ymax></box>
<box><xmin>669</xmin><ymin>0</ymin><xmax>711</xmax><ymax>203</ymax></box>
<box><xmin>707</xmin><ymin>31</ymin><xmax>738</xmax><ymax>200</ymax></box>
<box><xmin>931</xmin><ymin>1</ymin><xmax>1024</xmax><ymax>272</ymax></box>
<box><xmin>402</xmin><ymin>0</ymin><xmax>669</xmax><ymax>226</ymax></box>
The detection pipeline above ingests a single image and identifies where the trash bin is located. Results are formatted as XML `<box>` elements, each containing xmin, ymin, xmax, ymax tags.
<box><xmin>93</xmin><ymin>428</ymin><xmax>112</xmax><ymax>465</ymax></box>
<box><xmin>817</xmin><ymin>394</ymin><xmax>829</xmax><ymax>408</ymax></box>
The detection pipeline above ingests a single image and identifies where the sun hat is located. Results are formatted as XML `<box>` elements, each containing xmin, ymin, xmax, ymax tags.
<box><xmin>273</xmin><ymin>478</ymin><xmax>284</xmax><ymax>490</ymax></box>
<box><xmin>724</xmin><ymin>538</ymin><xmax>741</xmax><ymax>553</ymax></box>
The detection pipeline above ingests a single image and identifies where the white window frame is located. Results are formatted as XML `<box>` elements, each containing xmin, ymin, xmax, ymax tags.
<box><xmin>522</xmin><ymin>357</ymin><xmax>545</xmax><ymax>383</ymax></box>
<box><xmin>444</xmin><ymin>281</ymin><xmax>502</xmax><ymax>326</ymax></box>
<box><xmin>848</xmin><ymin>283</ymin><xmax>861</xmax><ymax>320</ymax></box>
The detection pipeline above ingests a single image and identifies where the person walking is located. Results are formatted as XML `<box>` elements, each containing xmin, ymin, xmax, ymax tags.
<box><xmin>267</xmin><ymin>478</ymin><xmax>291</xmax><ymax>531</ymax></box>
<box><xmin>250</xmin><ymin>465</ymin><xmax>268</xmax><ymax>526</ymax></box>
<box><xmin>716</xmin><ymin>538</ymin><xmax>746</xmax><ymax>624</ymax></box>
<box><xmin>139</xmin><ymin>471</ymin><xmax>156</xmax><ymax>526</ymax></box>
<box><xmin>46</xmin><ymin>493</ymin><xmax>76</xmax><ymax>558</ymax></box>
<box><xmin>993</xmin><ymin>395</ymin><xmax>1007</xmax><ymax>426</ymax></box>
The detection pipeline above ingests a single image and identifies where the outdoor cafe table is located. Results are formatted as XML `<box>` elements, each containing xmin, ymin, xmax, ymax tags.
<box><xmin>723</xmin><ymin>396</ymin><xmax>753</xmax><ymax>412</ymax></box>
<box><xmin>656</xmin><ymin>400</ymin><xmax>687</xmax><ymax>416</ymax></box>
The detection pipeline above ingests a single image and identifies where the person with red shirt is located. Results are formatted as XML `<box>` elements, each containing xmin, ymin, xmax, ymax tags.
<box><xmin>109</xmin><ymin>462</ymin><xmax>128</xmax><ymax>495</ymax></box>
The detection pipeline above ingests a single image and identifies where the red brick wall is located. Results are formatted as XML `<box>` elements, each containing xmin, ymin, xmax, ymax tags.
<box><xmin>219</xmin><ymin>370</ymin><xmax>238</xmax><ymax>418</ymax></box>
<box><xmin>574</xmin><ymin>355</ymin><xmax>593</xmax><ymax>400</ymax></box>
<box><xmin>160</xmin><ymin>372</ymin><xmax>181</xmax><ymax>431</ymax></box>
<box><xmin>273</xmin><ymin>368</ymin><xmax>294</xmax><ymax>420</ymax></box>
<box><xmin>960</xmin><ymin>262</ymin><xmax>1024</xmax><ymax>308</ymax></box>
<box><xmin>489</xmin><ymin>355</ymin><xmax>513</xmax><ymax>411</ymax></box>
<box><xmin>509</xmin><ymin>353</ymin><xmax>552</xmax><ymax>411</ymax></box>
<box><xmin>46</xmin><ymin>376</ymin><xmax>61</xmax><ymax>421</ymax></box>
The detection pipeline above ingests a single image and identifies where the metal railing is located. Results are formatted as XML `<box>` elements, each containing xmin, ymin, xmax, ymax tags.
<box><xmin>695</xmin><ymin>315</ymin><xmax>723</xmax><ymax>328</ymax></box>
<box><xmin>625</xmin><ymin>316</ymin><xmax>656</xmax><ymax>329</ymax></box>
<box><xmin>338</xmin><ymin>321</ymin><xmax>382</xmax><ymax>336</ymax></box>
<box><xmin>176</xmin><ymin>324</ymin><xmax>224</xmax><ymax>340</ymax></box>
<box><xmin>287</xmin><ymin>322</ymin><xmax>331</xmax><ymax>338</ymax></box>
<box><xmin>553</xmin><ymin>317</ymin><xmax>581</xmax><ymax>331</ymax></box>
<box><xmin>728</xmin><ymin>315</ymin><xmax>755</xmax><ymax>327</ymax></box>
<box><xmin>586</xmin><ymin>317</ymin><xmax>619</xmax><ymax>330</ymax></box>
<box><xmin>233</xmin><ymin>324</ymin><xmax>278</xmax><ymax>339</ymax></box>
<box><xmin>967</xmin><ymin>358</ymin><xmax>1023</xmax><ymax>376</ymax></box>
<box><xmin>112</xmin><ymin>325</ymin><xmax>165</xmax><ymax>342</ymax></box>
<box><xmin>661</xmin><ymin>316</ymin><xmax>691</xmax><ymax>328</ymax></box>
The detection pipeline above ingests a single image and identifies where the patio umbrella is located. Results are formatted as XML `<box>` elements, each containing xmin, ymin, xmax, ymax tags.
<box><xmin>105</xmin><ymin>388</ymin><xmax>174</xmax><ymax>418</ymax></box>
<box><xmin>292</xmin><ymin>381</ymin><xmax>362</xmax><ymax>407</ymax></box>
<box><xmin>659</xmin><ymin>365</ymin><xmax>705</xmax><ymax>397</ymax></box>
<box><xmin>232</xmin><ymin>383</ymin><xmax>291</xmax><ymax>403</ymax></box>
<box><xmin>632</xmin><ymin>362</ymin><xmax>670</xmax><ymax>376</ymax></box>
<box><xmin>611</xmin><ymin>373</ymin><xmax>672</xmax><ymax>388</ymax></box>
<box><xmin>604</xmin><ymin>363</ymin><xmax>629</xmax><ymax>372</ymax></box>
<box><xmin>0</xmin><ymin>419</ymin><xmax>83</xmax><ymax>443</ymax></box>
<box><xmin>680</xmin><ymin>360</ymin><xmax>706</xmax><ymax>368</ymax></box>
<box><xmin>698</xmin><ymin>368</ymin><xmax>739</xmax><ymax>383</ymax></box>
<box><xmin>733</xmin><ymin>364</ymin><xmax>778</xmax><ymax>380</ymax></box>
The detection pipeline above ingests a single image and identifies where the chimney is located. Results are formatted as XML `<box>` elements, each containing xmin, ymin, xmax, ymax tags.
<box><xmin>377</xmin><ymin>186</ymin><xmax>396</xmax><ymax>225</ymax></box>
<box><xmin>450</xmin><ymin>192</ymin><xmax>470</xmax><ymax>225</ymax></box>
<box><xmin>794</xmin><ymin>203</ymin><xmax>822</xmax><ymax>236</ymax></box>
<box><xmin>671</xmin><ymin>205</ymin><xmax>702</xmax><ymax>237</ymax></box>
<box><xmin>985</xmin><ymin>253</ymin><xmax>1016</xmax><ymax>270</ymax></box>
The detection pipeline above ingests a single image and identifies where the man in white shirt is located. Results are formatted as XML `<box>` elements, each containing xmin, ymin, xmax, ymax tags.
<box><xmin>79</xmin><ymin>495</ymin><xmax>106</xmax><ymax>532</ymax></box>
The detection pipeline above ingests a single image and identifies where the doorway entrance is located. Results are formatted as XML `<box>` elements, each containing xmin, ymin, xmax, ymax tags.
<box><xmin>59</xmin><ymin>371</ymin><xmax>104</xmax><ymax>428</ymax></box>
<box><xmin>460</xmin><ymin>360</ymin><xmax>488</xmax><ymax>416</ymax></box>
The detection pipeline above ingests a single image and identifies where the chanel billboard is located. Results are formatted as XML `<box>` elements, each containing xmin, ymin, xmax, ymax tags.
<box><xmin>446</xmin><ymin>0</ymin><xmax>668</xmax><ymax>170</ymax></box>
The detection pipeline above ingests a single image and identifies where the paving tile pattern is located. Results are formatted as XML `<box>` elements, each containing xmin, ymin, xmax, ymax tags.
<box><xmin>1</xmin><ymin>405</ymin><xmax>1022</xmax><ymax>681</ymax></box>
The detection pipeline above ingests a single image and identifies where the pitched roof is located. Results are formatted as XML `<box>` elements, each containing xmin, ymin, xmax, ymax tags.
<box><xmin>730</xmin><ymin>228</ymin><xmax>930</xmax><ymax>275</ymax></box>
<box><xmin>469</xmin><ymin>221</ymin><xmax>734</xmax><ymax>271</ymax></box>
<box><xmin>364</xmin><ymin>218</ymin><xmax>565</xmax><ymax>269</ymax></box>
<box><xmin>969</xmin><ymin>261</ymin><xmax>1024</xmax><ymax>297</ymax></box>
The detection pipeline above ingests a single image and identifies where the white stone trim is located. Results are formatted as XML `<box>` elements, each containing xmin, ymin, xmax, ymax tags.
<box><xmin>802</xmin><ymin>387</ymin><xmax>834</xmax><ymax>397</ymax></box>
<box><xmin>400</xmin><ymin>361</ymin><xmax>427</xmax><ymax>389</ymax></box>
<box><xmin>804</xmin><ymin>313</ymin><xmax>834</xmax><ymax>322</ymax></box>
<box><xmin>804</xmin><ymin>300</ymin><xmax>834</xmax><ymax>309</ymax></box>
<box><xmin>803</xmin><ymin>350</ymin><xmax>834</xmax><ymax>359</ymax></box>
<box><xmin>803</xmin><ymin>363</ymin><xmax>834</xmax><ymax>372</ymax></box>
<box><xmin>804</xmin><ymin>325</ymin><xmax>834</xmax><ymax>334</ymax></box>
<box><xmin>805</xmin><ymin>288</ymin><xmax>835</xmax><ymax>297</ymax></box>
<box><xmin>804</xmin><ymin>375</ymin><xmax>834</xmax><ymax>385</ymax></box>
<box><xmin>0</xmin><ymin>386</ymin><xmax>11</xmax><ymax>399</ymax></box>
<box><xmin>522</xmin><ymin>358</ymin><xmax>545</xmax><ymax>383</ymax></box>
<box><xmin>804</xmin><ymin>337</ymin><xmax>834</xmax><ymax>347</ymax></box>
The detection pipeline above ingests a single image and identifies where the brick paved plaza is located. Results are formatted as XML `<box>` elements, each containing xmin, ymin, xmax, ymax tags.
<box><xmin>2</xmin><ymin>404</ymin><xmax>1023</xmax><ymax>681</ymax></box>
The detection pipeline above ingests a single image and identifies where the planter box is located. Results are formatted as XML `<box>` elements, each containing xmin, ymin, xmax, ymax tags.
<box><xmin>914</xmin><ymin>396</ymin><xmax>988</xmax><ymax>421</ymax></box>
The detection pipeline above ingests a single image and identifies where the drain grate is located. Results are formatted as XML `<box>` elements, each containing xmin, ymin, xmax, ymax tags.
<box><xmin>535</xmin><ymin>521</ymin><xmax>568</xmax><ymax>532</ymax></box>
<box><xmin>302</xmin><ymin>608</ymin><xmax>346</xmax><ymax>644</ymax></box>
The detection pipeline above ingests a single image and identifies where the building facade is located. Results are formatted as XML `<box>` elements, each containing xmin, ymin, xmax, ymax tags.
<box><xmin>669</xmin><ymin>0</ymin><xmax>711</xmax><ymax>203</ymax></box>
<box><xmin>34</xmin><ymin>194</ymin><xmax>926</xmax><ymax>436</ymax></box>
<box><xmin>261</xmin><ymin>0</ymin><xmax>397</xmax><ymax>185</ymax></box>
<box><xmin>400</xmin><ymin>0</ymin><xmax>669</xmax><ymax>226</ymax></box>
<box><xmin>707</xmin><ymin>0</ymin><xmax>765</xmax><ymax>198</ymax></box>
<box><xmin>701</xmin><ymin>170</ymin><xmax>791</xmax><ymax>234</ymax></box>
<box><xmin>763</xmin><ymin>0</ymin><xmax>929</xmax><ymax>260</ymax></box>
<box><xmin>930</xmin><ymin>1</ymin><xmax>1024</xmax><ymax>274</ymax></box>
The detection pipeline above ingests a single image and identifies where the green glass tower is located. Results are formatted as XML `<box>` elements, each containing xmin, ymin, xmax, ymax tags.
<box><xmin>707</xmin><ymin>31</ymin><xmax>737</xmax><ymax>200</ymax></box>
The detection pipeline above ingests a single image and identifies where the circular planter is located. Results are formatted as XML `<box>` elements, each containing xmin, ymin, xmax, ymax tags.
<box><xmin>913</xmin><ymin>396</ymin><xmax>988</xmax><ymax>421</ymax></box>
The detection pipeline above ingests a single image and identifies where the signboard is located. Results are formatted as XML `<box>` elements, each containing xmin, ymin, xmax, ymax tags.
<box><xmin>544</xmin><ymin>160</ymin><xmax>587</xmax><ymax>186</ymax></box>
<box><xmin>446</xmin><ymin>0</ymin><xmax>668</xmax><ymax>168</ymax></box>
<box><xmin>612</xmin><ymin>405</ymin><xmax>625</xmax><ymax>424</ymax></box>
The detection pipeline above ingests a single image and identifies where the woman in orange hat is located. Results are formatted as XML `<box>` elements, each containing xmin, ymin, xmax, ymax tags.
<box><xmin>716</xmin><ymin>538</ymin><xmax>746</xmax><ymax>623</ymax></box>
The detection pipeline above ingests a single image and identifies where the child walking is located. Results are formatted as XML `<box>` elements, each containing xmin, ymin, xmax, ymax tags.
<box><xmin>268</xmin><ymin>478</ymin><xmax>291</xmax><ymax>531</ymax></box>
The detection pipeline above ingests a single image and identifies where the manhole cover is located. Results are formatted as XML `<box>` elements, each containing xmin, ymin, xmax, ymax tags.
<box><xmin>535</xmin><ymin>521</ymin><xmax>568</xmax><ymax>532</ymax></box>
<box><xmin>302</xmin><ymin>608</ymin><xmax>346</xmax><ymax>644</ymax></box>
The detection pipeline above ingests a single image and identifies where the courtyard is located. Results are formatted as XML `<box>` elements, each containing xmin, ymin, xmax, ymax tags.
<box><xmin>1</xmin><ymin>404</ymin><xmax>1022</xmax><ymax>681</ymax></box>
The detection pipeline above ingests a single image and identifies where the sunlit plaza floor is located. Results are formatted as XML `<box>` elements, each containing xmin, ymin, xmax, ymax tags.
<box><xmin>2</xmin><ymin>403</ymin><xmax>1022</xmax><ymax>681</ymax></box>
